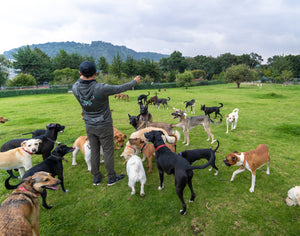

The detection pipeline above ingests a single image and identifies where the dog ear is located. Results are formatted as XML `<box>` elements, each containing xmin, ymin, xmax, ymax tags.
<box><xmin>233</xmin><ymin>151</ymin><xmax>238</xmax><ymax>153</ymax></box>
<box><xmin>124</xmin><ymin>134</ymin><xmax>127</xmax><ymax>139</ymax></box>
<box><xmin>37</xmin><ymin>139</ymin><xmax>42</xmax><ymax>143</ymax></box>
<box><xmin>128</xmin><ymin>114</ymin><xmax>131</xmax><ymax>118</ymax></box>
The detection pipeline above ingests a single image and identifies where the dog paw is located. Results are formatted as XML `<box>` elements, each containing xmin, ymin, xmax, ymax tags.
<box><xmin>189</xmin><ymin>199</ymin><xmax>194</xmax><ymax>203</ymax></box>
<box><xmin>72</xmin><ymin>163</ymin><xmax>78</xmax><ymax>166</ymax></box>
<box><xmin>185</xmin><ymin>144</ymin><xmax>189</xmax><ymax>146</ymax></box>
<box><xmin>131</xmin><ymin>191</ymin><xmax>135</xmax><ymax>195</ymax></box>
<box><xmin>180</xmin><ymin>210</ymin><xmax>186</xmax><ymax>215</ymax></box>
<box><xmin>140</xmin><ymin>192</ymin><xmax>145</xmax><ymax>197</ymax></box>
<box><xmin>158</xmin><ymin>185</ymin><xmax>164</xmax><ymax>190</ymax></box>
<box><xmin>214</xmin><ymin>172</ymin><xmax>218</xmax><ymax>176</ymax></box>
<box><xmin>64</xmin><ymin>189</ymin><xmax>69</xmax><ymax>193</ymax></box>
<box><xmin>249</xmin><ymin>188</ymin><xmax>254</xmax><ymax>193</ymax></box>
<box><xmin>230</xmin><ymin>178</ymin><xmax>234</xmax><ymax>182</ymax></box>
<box><xmin>208</xmin><ymin>167</ymin><xmax>212</xmax><ymax>171</ymax></box>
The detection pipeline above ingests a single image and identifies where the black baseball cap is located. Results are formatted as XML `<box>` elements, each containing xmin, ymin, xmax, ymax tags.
<box><xmin>79</xmin><ymin>61</ymin><xmax>97</xmax><ymax>77</ymax></box>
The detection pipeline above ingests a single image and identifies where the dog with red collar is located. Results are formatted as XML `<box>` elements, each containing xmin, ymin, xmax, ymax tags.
<box><xmin>223</xmin><ymin>144</ymin><xmax>270</xmax><ymax>192</ymax></box>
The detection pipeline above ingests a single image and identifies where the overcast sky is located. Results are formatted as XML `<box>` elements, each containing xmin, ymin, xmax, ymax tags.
<box><xmin>1</xmin><ymin>0</ymin><xmax>299</xmax><ymax>63</ymax></box>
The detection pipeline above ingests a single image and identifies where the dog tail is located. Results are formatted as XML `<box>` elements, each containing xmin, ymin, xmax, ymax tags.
<box><xmin>174</xmin><ymin>130</ymin><xmax>180</xmax><ymax>141</ymax></box>
<box><xmin>219</xmin><ymin>103</ymin><xmax>223</xmax><ymax>108</ymax></box>
<box><xmin>210</xmin><ymin>117</ymin><xmax>222</xmax><ymax>125</ymax></box>
<box><xmin>191</xmin><ymin>150</ymin><xmax>214</xmax><ymax>170</ymax></box>
<box><xmin>22</xmin><ymin>131</ymin><xmax>34</xmax><ymax>135</ymax></box>
<box><xmin>146</xmin><ymin>91</ymin><xmax>150</xmax><ymax>96</ymax></box>
<box><xmin>167</xmin><ymin>97</ymin><xmax>171</xmax><ymax>101</ymax></box>
<box><xmin>5</xmin><ymin>176</ymin><xmax>20</xmax><ymax>190</ymax></box>
<box><xmin>213</xmin><ymin>140</ymin><xmax>220</xmax><ymax>152</ymax></box>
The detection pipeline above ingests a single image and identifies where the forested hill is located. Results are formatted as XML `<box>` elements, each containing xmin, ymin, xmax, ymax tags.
<box><xmin>3</xmin><ymin>41</ymin><xmax>168</xmax><ymax>62</ymax></box>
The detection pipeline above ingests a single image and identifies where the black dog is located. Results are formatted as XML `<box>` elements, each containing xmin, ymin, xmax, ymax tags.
<box><xmin>201</xmin><ymin>103</ymin><xmax>223</xmax><ymax>119</ymax></box>
<box><xmin>155</xmin><ymin>97</ymin><xmax>171</xmax><ymax>109</ymax></box>
<box><xmin>139</xmin><ymin>104</ymin><xmax>153</xmax><ymax>122</ymax></box>
<box><xmin>5</xmin><ymin>144</ymin><xmax>74</xmax><ymax>209</ymax></box>
<box><xmin>179</xmin><ymin>140</ymin><xmax>220</xmax><ymax>175</ymax></box>
<box><xmin>144</xmin><ymin>130</ymin><xmax>213</xmax><ymax>215</ymax></box>
<box><xmin>137</xmin><ymin>91</ymin><xmax>150</xmax><ymax>105</ymax></box>
<box><xmin>184</xmin><ymin>99</ymin><xmax>195</xmax><ymax>113</ymax></box>
<box><xmin>1</xmin><ymin>123</ymin><xmax>65</xmax><ymax>178</ymax></box>
<box><xmin>22</xmin><ymin>129</ymin><xmax>47</xmax><ymax>137</ymax></box>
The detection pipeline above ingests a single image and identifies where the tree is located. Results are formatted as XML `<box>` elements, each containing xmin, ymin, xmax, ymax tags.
<box><xmin>176</xmin><ymin>71</ymin><xmax>195</xmax><ymax>88</ymax></box>
<box><xmin>6</xmin><ymin>73</ymin><xmax>36</xmax><ymax>87</ymax></box>
<box><xmin>225</xmin><ymin>64</ymin><xmax>251</xmax><ymax>88</ymax></box>
<box><xmin>52</xmin><ymin>68</ymin><xmax>79</xmax><ymax>84</ymax></box>
<box><xmin>123</xmin><ymin>55</ymin><xmax>137</xmax><ymax>77</ymax></box>
<box><xmin>0</xmin><ymin>55</ymin><xmax>11</xmax><ymax>88</ymax></box>
<box><xmin>52</xmin><ymin>49</ymin><xmax>71</xmax><ymax>70</ymax></box>
<box><xmin>168</xmin><ymin>51</ymin><xmax>187</xmax><ymax>73</ymax></box>
<box><xmin>97</xmin><ymin>56</ymin><xmax>109</xmax><ymax>74</ymax></box>
<box><xmin>110</xmin><ymin>53</ymin><xmax>123</xmax><ymax>78</ymax></box>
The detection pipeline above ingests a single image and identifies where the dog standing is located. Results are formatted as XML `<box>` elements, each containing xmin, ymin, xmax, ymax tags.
<box><xmin>201</xmin><ymin>103</ymin><xmax>223</xmax><ymax>119</ymax></box>
<box><xmin>226</xmin><ymin>108</ymin><xmax>239</xmax><ymax>133</ymax></box>
<box><xmin>147</xmin><ymin>92</ymin><xmax>158</xmax><ymax>105</ymax></box>
<box><xmin>155</xmin><ymin>97</ymin><xmax>171</xmax><ymax>109</ymax></box>
<box><xmin>184</xmin><ymin>99</ymin><xmax>195</xmax><ymax>114</ymax></box>
<box><xmin>125</xmin><ymin>154</ymin><xmax>147</xmax><ymax>196</ymax></box>
<box><xmin>179</xmin><ymin>140</ymin><xmax>220</xmax><ymax>175</ymax></box>
<box><xmin>0</xmin><ymin>139</ymin><xmax>41</xmax><ymax>178</ymax></box>
<box><xmin>72</xmin><ymin>136</ymin><xmax>104</xmax><ymax>171</ymax></box>
<box><xmin>285</xmin><ymin>186</ymin><xmax>300</xmax><ymax>206</ymax></box>
<box><xmin>0</xmin><ymin>171</ymin><xmax>60</xmax><ymax>235</ymax></box>
<box><xmin>223</xmin><ymin>144</ymin><xmax>270</xmax><ymax>192</ymax></box>
<box><xmin>171</xmin><ymin>108</ymin><xmax>221</xmax><ymax>145</ymax></box>
<box><xmin>144</xmin><ymin>130</ymin><xmax>213</xmax><ymax>215</ymax></box>
<box><xmin>5</xmin><ymin>144</ymin><xmax>74</xmax><ymax>209</ymax></box>
<box><xmin>137</xmin><ymin>91</ymin><xmax>150</xmax><ymax>105</ymax></box>
<box><xmin>139</xmin><ymin>103</ymin><xmax>153</xmax><ymax>122</ymax></box>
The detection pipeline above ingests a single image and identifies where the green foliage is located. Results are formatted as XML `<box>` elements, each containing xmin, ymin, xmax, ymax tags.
<box><xmin>191</xmin><ymin>69</ymin><xmax>206</xmax><ymax>79</ymax></box>
<box><xmin>52</xmin><ymin>68</ymin><xmax>79</xmax><ymax>84</ymax></box>
<box><xmin>6</xmin><ymin>73</ymin><xmax>36</xmax><ymax>87</ymax></box>
<box><xmin>225</xmin><ymin>64</ymin><xmax>252</xmax><ymax>88</ymax></box>
<box><xmin>176</xmin><ymin>70</ymin><xmax>196</xmax><ymax>88</ymax></box>
<box><xmin>0</xmin><ymin>55</ymin><xmax>11</xmax><ymax>87</ymax></box>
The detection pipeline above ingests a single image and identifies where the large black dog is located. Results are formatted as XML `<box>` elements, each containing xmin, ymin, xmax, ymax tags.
<box><xmin>139</xmin><ymin>103</ymin><xmax>153</xmax><ymax>122</ymax></box>
<box><xmin>179</xmin><ymin>140</ymin><xmax>220</xmax><ymax>175</ymax></box>
<box><xmin>201</xmin><ymin>103</ymin><xmax>223</xmax><ymax>119</ymax></box>
<box><xmin>144</xmin><ymin>130</ymin><xmax>213</xmax><ymax>215</ymax></box>
<box><xmin>137</xmin><ymin>91</ymin><xmax>150</xmax><ymax>105</ymax></box>
<box><xmin>5</xmin><ymin>144</ymin><xmax>74</xmax><ymax>209</ymax></box>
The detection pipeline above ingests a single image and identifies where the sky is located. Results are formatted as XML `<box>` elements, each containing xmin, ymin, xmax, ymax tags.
<box><xmin>1</xmin><ymin>0</ymin><xmax>299</xmax><ymax>63</ymax></box>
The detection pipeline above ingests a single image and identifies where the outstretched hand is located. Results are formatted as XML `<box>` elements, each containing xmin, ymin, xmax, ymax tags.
<box><xmin>134</xmin><ymin>75</ymin><xmax>141</xmax><ymax>84</ymax></box>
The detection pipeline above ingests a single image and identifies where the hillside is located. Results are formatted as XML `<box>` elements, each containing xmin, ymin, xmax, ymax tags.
<box><xmin>3</xmin><ymin>41</ymin><xmax>168</xmax><ymax>63</ymax></box>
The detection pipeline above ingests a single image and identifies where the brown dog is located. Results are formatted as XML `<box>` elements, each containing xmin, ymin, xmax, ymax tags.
<box><xmin>113</xmin><ymin>125</ymin><xmax>127</xmax><ymax>150</ymax></box>
<box><xmin>223</xmin><ymin>144</ymin><xmax>270</xmax><ymax>192</ymax></box>
<box><xmin>0</xmin><ymin>116</ymin><xmax>8</xmax><ymax>123</ymax></box>
<box><xmin>0</xmin><ymin>171</ymin><xmax>60</xmax><ymax>236</ymax></box>
<box><xmin>129</xmin><ymin>135</ymin><xmax>177</xmax><ymax>173</ymax></box>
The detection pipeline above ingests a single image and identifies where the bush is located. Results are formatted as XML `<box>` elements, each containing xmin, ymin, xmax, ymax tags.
<box><xmin>6</xmin><ymin>73</ymin><xmax>36</xmax><ymax>87</ymax></box>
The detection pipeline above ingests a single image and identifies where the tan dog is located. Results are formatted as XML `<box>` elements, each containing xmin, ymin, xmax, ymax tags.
<box><xmin>72</xmin><ymin>136</ymin><xmax>104</xmax><ymax>171</ymax></box>
<box><xmin>226</xmin><ymin>108</ymin><xmax>239</xmax><ymax>133</ymax></box>
<box><xmin>223</xmin><ymin>144</ymin><xmax>270</xmax><ymax>192</ymax></box>
<box><xmin>113</xmin><ymin>125</ymin><xmax>127</xmax><ymax>150</ymax></box>
<box><xmin>0</xmin><ymin>139</ymin><xmax>41</xmax><ymax>178</ymax></box>
<box><xmin>285</xmin><ymin>186</ymin><xmax>300</xmax><ymax>206</ymax></box>
<box><xmin>0</xmin><ymin>116</ymin><xmax>8</xmax><ymax>123</ymax></box>
<box><xmin>129</xmin><ymin>127</ymin><xmax>177</xmax><ymax>144</ymax></box>
<box><xmin>129</xmin><ymin>135</ymin><xmax>177</xmax><ymax>173</ymax></box>
<box><xmin>114</xmin><ymin>93</ymin><xmax>123</xmax><ymax>100</ymax></box>
<box><xmin>0</xmin><ymin>171</ymin><xmax>60</xmax><ymax>236</ymax></box>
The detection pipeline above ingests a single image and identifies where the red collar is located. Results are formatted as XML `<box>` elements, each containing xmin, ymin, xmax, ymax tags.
<box><xmin>155</xmin><ymin>144</ymin><xmax>166</xmax><ymax>151</ymax></box>
<box><xmin>22</xmin><ymin>148</ymin><xmax>33</xmax><ymax>155</ymax></box>
<box><xmin>127</xmin><ymin>145</ymin><xmax>134</xmax><ymax>150</ymax></box>
<box><xmin>19</xmin><ymin>187</ymin><xmax>40</xmax><ymax>196</ymax></box>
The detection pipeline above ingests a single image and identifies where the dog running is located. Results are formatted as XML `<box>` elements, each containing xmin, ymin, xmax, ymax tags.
<box><xmin>0</xmin><ymin>171</ymin><xmax>60</xmax><ymax>235</ymax></box>
<box><xmin>226</xmin><ymin>108</ymin><xmax>239</xmax><ymax>133</ymax></box>
<box><xmin>201</xmin><ymin>103</ymin><xmax>223</xmax><ymax>119</ymax></box>
<box><xmin>5</xmin><ymin>144</ymin><xmax>74</xmax><ymax>209</ymax></box>
<box><xmin>144</xmin><ymin>130</ymin><xmax>213</xmax><ymax>215</ymax></box>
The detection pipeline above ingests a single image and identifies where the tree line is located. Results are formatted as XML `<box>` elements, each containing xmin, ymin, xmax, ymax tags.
<box><xmin>0</xmin><ymin>45</ymin><xmax>299</xmax><ymax>88</ymax></box>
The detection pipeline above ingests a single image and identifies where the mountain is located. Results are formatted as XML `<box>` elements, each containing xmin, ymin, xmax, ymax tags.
<box><xmin>3</xmin><ymin>41</ymin><xmax>168</xmax><ymax>63</ymax></box>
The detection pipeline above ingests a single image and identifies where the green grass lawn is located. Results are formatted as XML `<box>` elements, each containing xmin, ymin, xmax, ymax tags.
<box><xmin>0</xmin><ymin>83</ymin><xmax>299</xmax><ymax>235</ymax></box>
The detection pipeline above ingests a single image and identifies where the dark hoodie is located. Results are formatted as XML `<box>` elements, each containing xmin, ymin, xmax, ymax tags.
<box><xmin>72</xmin><ymin>79</ymin><xmax>137</xmax><ymax>128</ymax></box>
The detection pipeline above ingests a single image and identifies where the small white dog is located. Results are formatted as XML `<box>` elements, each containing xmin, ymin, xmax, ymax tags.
<box><xmin>226</xmin><ymin>108</ymin><xmax>239</xmax><ymax>133</ymax></box>
<box><xmin>125</xmin><ymin>154</ymin><xmax>146</xmax><ymax>196</ymax></box>
<box><xmin>72</xmin><ymin>136</ymin><xmax>103</xmax><ymax>171</ymax></box>
<box><xmin>285</xmin><ymin>186</ymin><xmax>300</xmax><ymax>206</ymax></box>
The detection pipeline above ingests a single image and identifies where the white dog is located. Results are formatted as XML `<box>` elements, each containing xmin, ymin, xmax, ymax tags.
<box><xmin>125</xmin><ymin>154</ymin><xmax>146</xmax><ymax>196</ymax></box>
<box><xmin>72</xmin><ymin>136</ymin><xmax>103</xmax><ymax>171</ymax></box>
<box><xmin>0</xmin><ymin>139</ymin><xmax>41</xmax><ymax>178</ymax></box>
<box><xmin>226</xmin><ymin>108</ymin><xmax>239</xmax><ymax>133</ymax></box>
<box><xmin>285</xmin><ymin>186</ymin><xmax>300</xmax><ymax>206</ymax></box>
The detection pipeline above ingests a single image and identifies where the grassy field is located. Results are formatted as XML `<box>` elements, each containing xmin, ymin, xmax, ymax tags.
<box><xmin>0</xmin><ymin>83</ymin><xmax>299</xmax><ymax>235</ymax></box>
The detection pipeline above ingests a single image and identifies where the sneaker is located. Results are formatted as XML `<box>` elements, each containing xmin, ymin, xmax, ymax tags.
<box><xmin>93</xmin><ymin>176</ymin><xmax>102</xmax><ymax>186</ymax></box>
<box><xmin>107</xmin><ymin>174</ymin><xmax>125</xmax><ymax>186</ymax></box>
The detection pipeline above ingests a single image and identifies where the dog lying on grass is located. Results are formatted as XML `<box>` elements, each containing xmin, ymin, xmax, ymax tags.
<box><xmin>0</xmin><ymin>171</ymin><xmax>60</xmax><ymax>236</ymax></box>
<box><xmin>285</xmin><ymin>186</ymin><xmax>300</xmax><ymax>206</ymax></box>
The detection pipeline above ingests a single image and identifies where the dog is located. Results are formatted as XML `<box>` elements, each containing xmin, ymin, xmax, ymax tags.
<box><xmin>128</xmin><ymin>114</ymin><xmax>177</xmax><ymax>137</ymax></box>
<box><xmin>129</xmin><ymin>134</ymin><xmax>177</xmax><ymax>173</ymax></box>
<box><xmin>226</xmin><ymin>108</ymin><xmax>239</xmax><ymax>133</ymax></box>
<box><xmin>0</xmin><ymin>139</ymin><xmax>41</xmax><ymax>178</ymax></box>
<box><xmin>22</xmin><ymin>129</ymin><xmax>48</xmax><ymax>138</ymax></box>
<box><xmin>171</xmin><ymin>108</ymin><xmax>221</xmax><ymax>145</ymax></box>
<box><xmin>201</xmin><ymin>103</ymin><xmax>223</xmax><ymax>119</ymax></box>
<box><xmin>125</xmin><ymin>154</ymin><xmax>147</xmax><ymax>196</ymax></box>
<box><xmin>0</xmin><ymin>171</ymin><xmax>60</xmax><ymax>235</ymax></box>
<box><xmin>137</xmin><ymin>91</ymin><xmax>150</xmax><ymax>105</ymax></box>
<box><xmin>184</xmin><ymin>99</ymin><xmax>196</xmax><ymax>114</ymax></box>
<box><xmin>155</xmin><ymin>97</ymin><xmax>171</xmax><ymax>109</ymax></box>
<box><xmin>147</xmin><ymin>92</ymin><xmax>158</xmax><ymax>105</ymax></box>
<box><xmin>144</xmin><ymin>130</ymin><xmax>213</xmax><ymax>215</ymax></box>
<box><xmin>179</xmin><ymin>140</ymin><xmax>220</xmax><ymax>175</ymax></box>
<box><xmin>1</xmin><ymin>123</ymin><xmax>65</xmax><ymax>161</ymax></box>
<box><xmin>139</xmin><ymin>103</ymin><xmax>153</xmax><ymax>122</ymax></box>
<box><xmin>285</xmin><ymin>186</ymin><xmax>300</xmax><ymax>206</ymax></box>
<box><xmin>0</xmin><ymin>116</ymin><xmax>8</xmax><ymax>123</ymax></box>
<box><xmin>5</xmin><ymin>144</ymin><xmax>74</xmax><ymax>209</ymax></box>
<box><xmin>122</xmin><ymin>94</ymin><xmax>129</xmax><ymax>102</ymax></box>
<box><xmin>223</xmin><ymin>144</ymin><xmax>270</xmax><ymax>193</ymax></box>
<box><xmin>72</xmin><ymin>136</ymin><xmax>104</xmax><ymax>171</ymax></box>
<box><xmin>114</xmin><ymin>93</ymin><xmax>123</xmax><ymax>100</ymax></box>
